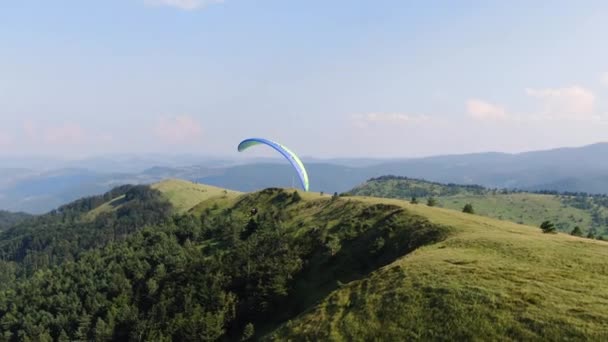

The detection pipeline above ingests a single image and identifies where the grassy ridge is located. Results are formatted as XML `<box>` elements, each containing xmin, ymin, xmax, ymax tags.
<box><xmin>271</xmin><ymin>195</ymin><xmax>608</xmax><ymax>340</ymax></box>
<box><xmin>439</xmin><ymin>193</ymin><xmax>592</xmax><ymax>230</ymax></box>
<box><xmin>2</xmin><ymin>179</ymin><xmax>608</xmax><ymax>339</ymax></box>
<box><xmin>85</xmin><ymin>179</ymin><xmax>243</xmax><ymax>219</ymax></box>
<box><xmin>348</xmin><ymin>176</ymin><xmax>608</xmax><ymax>237</ymax></box>
<box><xmin>151</xmin><ymin>178</ymin><xmax>242</xmax><ymax>213</ymax></box>
<box><xmin>154</xmin><ymin>180</ymin><xmax>608</xmax><ymax>339</ymax></box>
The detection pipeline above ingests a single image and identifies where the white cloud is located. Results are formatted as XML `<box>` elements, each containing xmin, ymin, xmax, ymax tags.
<box><xmin>466</xmin><ymin>99</ymin><xmax>508</xmax><ymax>121</ymax></box>
<box><xmin>601</xmin><ymin>72</ymin><xmax>608</xmax><ymax>86</ymax></box>
<box><xmin>467</xmin><ymin>86</ymin><xmax>600</xmax><ymax>123</ymax></box>
<box><xmin>525</xmin><ymin>86</ymin><xmax>595</xmax><ymax>119</ymax></box>
<box><xmin>353</xmin><ymin>113</ymin><xmax>431</xmax><ymax>128</ymax></box>
<box><xmin>154</xmin><ymin>115</ymin><xmax>203</xmax><ymax>144</ymax></box>
<box><xmin>144</xmin><ymin>0</ymin><xmax>224</xmax><ymax>10</ymax></box>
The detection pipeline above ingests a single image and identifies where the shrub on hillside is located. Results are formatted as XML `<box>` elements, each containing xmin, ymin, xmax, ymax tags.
<box><xmin>570</xmin><ymin>226</ymin><xmax>583</xmax><ymax>237</ymax></box>
<box><xmin>540</xmin><ymin>220</ymin><xmax>556</xmax><ymax>234</ymax></box>
<box><xmin>462</xmin><ymin>203</ymin><xmax>474</xmax><ymax>214</ymax></box>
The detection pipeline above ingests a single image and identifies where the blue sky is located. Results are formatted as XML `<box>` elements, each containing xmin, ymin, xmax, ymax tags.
<box><xmin>1</xmin><ymin>0</ymin><xmax>608</xmax><ymax>158</ymax></box>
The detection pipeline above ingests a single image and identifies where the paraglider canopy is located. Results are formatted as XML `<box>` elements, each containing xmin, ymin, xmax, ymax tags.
<box><xmin>237</xmin><ymin>138</ymin><xmax>310</xmax><ymax>192</ymax></box>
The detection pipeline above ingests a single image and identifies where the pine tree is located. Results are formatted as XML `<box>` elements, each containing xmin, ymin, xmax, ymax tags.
<box><xmin>241</xmin><ymin>323</ymin><xmax>255</xmax><ymax>341</ymax></box>
<box><xmin>57</xmin><ymin>330</ymin><xmax>70</xmax><ymax>342</ymax></box>
<box><xmin>94</xmin><ymin>318</ymin><xmax>112</xmax><ymax>342</ymax></box>
<box><xmin>410</xmin><ymin>197</ymin><xmax>418</xmax><ymax>204</ymax></box>
<box><xmin>570</xmin><ymin>226</ymin><xmax>583</xmax><ymax>237</ymax></box>
<box><xmin>38</xmin><ymin>331</ymin><xmax>53</xmax><ymax>342</ymax></box>
<box><xmin>427</xmin><ymin>197</ymin><xmax>437</xmax><ymax>207</ymax></box>
<box><xmin>540</xmin><ymin>220</ymin><xmax>556</xmax><ymax>234</ymax></box>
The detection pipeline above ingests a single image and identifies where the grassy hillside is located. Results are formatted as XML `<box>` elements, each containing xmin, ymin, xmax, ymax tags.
<box><xmin>151</xmin><ymin>178</ymin><xmax>242</xmax><ymax>213</ymax></box>
<box><xmin>86</xmin><ymin>179</ymin><xmax>243</xmax><ymax>219</ymax></box>
<box><xmin>2</xmin><ymin>180</ymin><xmax>608</xmax><ymax>340</ymax></box>
<box><xmin>271</xmin><ymin>195</ymin><xmax>608</xmax><ymax>340</ymax></box>
<box><xmin>348</xmin><ymin>176</ymin><xmax>608</xmax><ymax>237</ymax></box>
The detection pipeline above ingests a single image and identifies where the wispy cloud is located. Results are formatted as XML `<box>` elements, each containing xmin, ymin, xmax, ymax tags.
<box><xmin>468</xmin><ymin>85</ymin><xmax>600</xmax><ymax>123</ymax></box>
<box><xmin>353</xmin><ymin>112</ymin><xmax>431</xmax><ymax>128</ymax></box>
<box><xmin>525</xmin><ymin>86</ymin><xmax>595</xmax><ymax>119</ymax></box>
<box><xmin>144</xmin><ymin>0</ymin><xmax>224</xmax><ymax>10</ymax></box>
<box><xmin>466</xmin><ymin>99</ymin><xmax>508</xmax><ymax>121</ymax></box>
<box><xmin>154</xmin><ymin>115</ymin><xmax>203</xmax><ymax>144</ymax></box>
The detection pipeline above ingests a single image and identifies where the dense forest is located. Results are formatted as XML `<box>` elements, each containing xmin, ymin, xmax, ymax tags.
<box><xmin>0</xmin><ymin>185</ymin><xmax>448</xmax><ymax>340</ymax></box>
<box><xmin>0</xmin><ymin>211</ymin><xmax>30</xmax><ymax>232</ymax></box>
<box><xmin>0</xmin><ymin>185</ymin><xmax>171</xmax><ymax>280</ymax></box>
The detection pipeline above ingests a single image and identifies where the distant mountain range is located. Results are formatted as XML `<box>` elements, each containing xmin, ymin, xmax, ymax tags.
<box><xmin>2</xmin><ymin>142</ymin><xmax>608</xmax><ymax>213</ymax></box>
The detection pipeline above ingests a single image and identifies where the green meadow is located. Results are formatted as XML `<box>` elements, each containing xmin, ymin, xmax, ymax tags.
<box><xmin>348</xmin><ymin>176</ymin><xmax>608</xmax><ymax>238</ymax></box>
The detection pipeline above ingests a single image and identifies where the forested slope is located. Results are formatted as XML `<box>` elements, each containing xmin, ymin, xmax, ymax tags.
<box><xmin>1</xmin><ymin>180</ymin><xmax>607</xmax><ymax>340</ymax></box>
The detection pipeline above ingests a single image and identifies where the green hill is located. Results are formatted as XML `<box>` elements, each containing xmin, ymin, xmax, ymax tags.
<box><xmin>272</xmin><ymin>196</ymin><xmax>608</xmax><ymax>340</ymax></box>
<box><xmin>1</xmin><ymin>180</ymin><xmax>607</xmax><ymax>340</ymax></box>
<box><xmin>151</xmin><ymin>179</ymin><xmax>242</xmax><ymax>213</ymax></box>
<box><xmin>86</xmin><ymin>179</ymin><xmax>242</xmax><ymax>220</ymax></box>
<box><xmin>348</xmin><ymin>176</ymin><xmax>608</xmax><ymax>238</ymax></box>
<box><xmin>0</xmin><ymin>210</ymin><xmax>30</xmax><ymax>232</ymax></box>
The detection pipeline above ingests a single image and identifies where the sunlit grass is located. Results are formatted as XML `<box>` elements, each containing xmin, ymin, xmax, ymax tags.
<box><xmin>269</xmin><ymin>195</ymin><xmax>608</xmax><ymax>340</ymax></box>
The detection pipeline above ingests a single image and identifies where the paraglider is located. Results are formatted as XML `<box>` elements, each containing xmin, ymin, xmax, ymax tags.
<box><xmin>237</xmin><ymin>138</ymin><xmax>310</xmax><ymax>192</ymax></box>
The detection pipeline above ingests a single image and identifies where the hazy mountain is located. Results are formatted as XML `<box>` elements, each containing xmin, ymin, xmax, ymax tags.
<box><xmin>3</xmin><ymin>142</ymin><xmax>608</xmax><ymax>213</ymax></box>
<box><xmin>364</xmin><ymin>143</ymin><xmax>608</xmax><ymax>189</ymax></box>
<box><xmin>198</xmin><ymin>163</ymin><xmax>374</xmax><ymax>194</ymax></box>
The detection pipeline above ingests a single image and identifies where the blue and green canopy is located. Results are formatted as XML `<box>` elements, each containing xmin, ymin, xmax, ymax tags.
<box><xmin>237</xmin><ymin>138</ymin><xmax>309</xmax><ymax>192</ymax></box>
